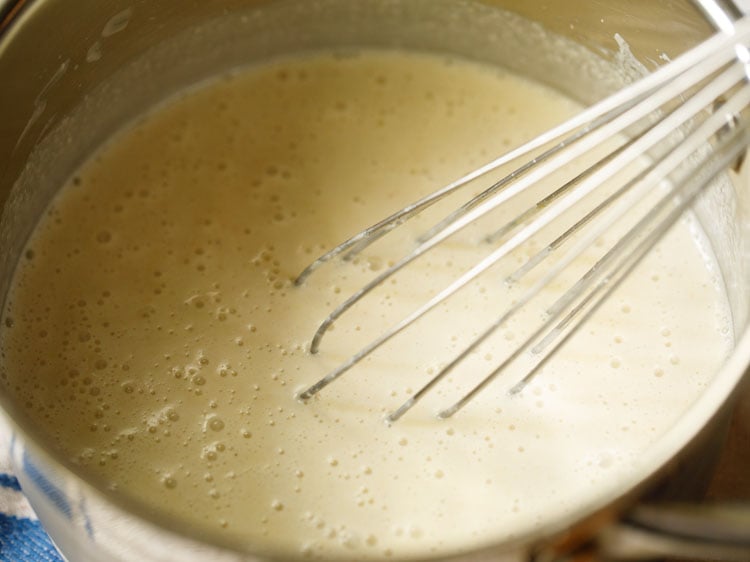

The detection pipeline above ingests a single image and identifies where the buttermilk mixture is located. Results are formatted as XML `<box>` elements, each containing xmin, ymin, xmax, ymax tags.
<box><xmin>0</xmin><ymin>52</ymin><xmax>732</xmax><ymax>559</ymax></box>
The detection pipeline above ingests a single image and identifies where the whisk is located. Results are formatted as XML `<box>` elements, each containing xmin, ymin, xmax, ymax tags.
<box><xmin>295</xmin><ymin>14</ymin><xmax>750</xmax><ymax>423</ymax></box>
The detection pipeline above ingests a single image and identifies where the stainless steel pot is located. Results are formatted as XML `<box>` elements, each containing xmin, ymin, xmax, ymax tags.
<box><xmin>1</xmin><ymin>1</ymin><xmax>749</xmax><ymax>560</ymax></box>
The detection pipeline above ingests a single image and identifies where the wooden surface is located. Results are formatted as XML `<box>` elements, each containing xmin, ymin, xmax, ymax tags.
<box><xmin>706</xmin><ymin>386</ymin><xmax>750</xmax><ymax>500</ymax></box>
<box><xmin>668</xmin><ymin>388</ymin><xmax>749</xmax><ymax>562</ymax></box>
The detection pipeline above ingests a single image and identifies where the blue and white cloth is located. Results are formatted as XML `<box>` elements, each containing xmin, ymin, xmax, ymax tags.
<box><xmin>0</xmin><ymin>421</ymin><xmax>62</xmax><ymax>562</ymax></box>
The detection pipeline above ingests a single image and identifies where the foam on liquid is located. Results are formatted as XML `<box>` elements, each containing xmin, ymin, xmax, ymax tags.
<box><xmin>0</xmin><ymin>51</ymin><xmax>732</xmax><ymax>559</ymax></box>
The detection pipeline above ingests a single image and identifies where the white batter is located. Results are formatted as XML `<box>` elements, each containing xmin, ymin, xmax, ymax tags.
<box><xmin>0</xmin><ymin>51</ymin><xmax>732</xmax><ymax>559</ymax></box>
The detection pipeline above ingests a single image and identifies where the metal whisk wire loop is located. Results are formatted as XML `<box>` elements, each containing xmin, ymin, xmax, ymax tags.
<box><xmin>296</xmin><ymin>17</ymin><xmax>750</xmax><ymax>421</ymax></box>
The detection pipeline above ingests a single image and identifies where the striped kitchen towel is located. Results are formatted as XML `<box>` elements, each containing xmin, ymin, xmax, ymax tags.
<box><xmin>0</xmin><ymin>419</ymin><xmax>62</xmax><ymax>562</ymax></box>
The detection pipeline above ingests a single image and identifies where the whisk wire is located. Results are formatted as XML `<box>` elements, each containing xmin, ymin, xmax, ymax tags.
<box><xmin>414</xmin><ymin>78</ymin><xmax>750</xmax><ymax>419</ymax></box>
<box><xmin>438</xmin><ymin>102</ymin><xmax>750</xmax><ymax>419</ymax></box>
<box><xmin>298</xmin><ymin>19</ymin><xmax>750</xmax><ymax>419</ymax></box>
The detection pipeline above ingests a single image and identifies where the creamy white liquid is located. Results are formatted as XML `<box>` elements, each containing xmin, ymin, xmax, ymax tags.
<box><xmin>0</xmin><ymin>51</ymin><xmax>732</xmax><ymax>559</ymax></box>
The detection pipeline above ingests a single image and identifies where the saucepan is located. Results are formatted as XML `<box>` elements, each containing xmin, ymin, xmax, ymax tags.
<box><xmin>0</xmin><ymin>0</ymin><xmax>749</xmax><ymax>560</ymax></box>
